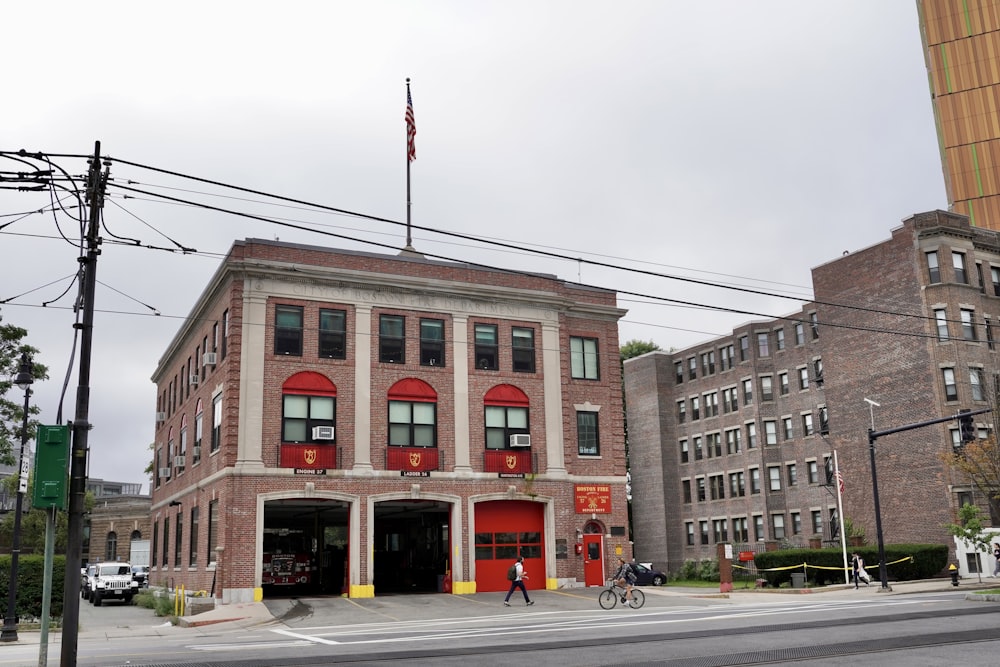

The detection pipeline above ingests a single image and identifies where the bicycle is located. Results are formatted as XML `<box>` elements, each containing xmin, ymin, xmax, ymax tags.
<box><xmin>598</xmin><ymin>579</ymin><xmax>645</xmax><ymax>609</ymax></box>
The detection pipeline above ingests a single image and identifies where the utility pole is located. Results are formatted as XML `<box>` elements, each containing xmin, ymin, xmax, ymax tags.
<box><xmin>60</xmin><ymin>141</ymin><xmax>107</xmax><ymax>667</ymax></box>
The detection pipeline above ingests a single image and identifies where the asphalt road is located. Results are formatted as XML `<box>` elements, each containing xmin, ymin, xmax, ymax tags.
<box><xmin>2</xmin><ymin>586</ymin><xmax>999</xmax><ymax>666</ymax></box>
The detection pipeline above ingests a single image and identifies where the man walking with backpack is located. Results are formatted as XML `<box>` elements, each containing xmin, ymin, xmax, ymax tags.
<box><xmin>503</xmin><ymin>556</ymin><xmax>534</xmax><ymax>607</ymax></box>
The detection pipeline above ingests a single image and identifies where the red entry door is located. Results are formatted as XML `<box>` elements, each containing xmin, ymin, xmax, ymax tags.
<box><xmin>583</xmin><ymin>533</ymin><xmax>604</xmax><ymax>587</ymax></box>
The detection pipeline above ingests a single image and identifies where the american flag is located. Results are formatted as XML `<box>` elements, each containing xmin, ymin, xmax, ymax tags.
<box><xmin>406</xmin><ymin>87</ymin><xmax>416</xmax><ymax>162</ymax></box>
<box><xmin>835</xmin><ymin>470</ymin><xmax>845</xmax><ymax>495</ymax></box>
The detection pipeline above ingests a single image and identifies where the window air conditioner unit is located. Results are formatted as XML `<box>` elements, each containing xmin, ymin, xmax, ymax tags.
<box><xmin>312</xmin><ymin>426</ymin><xmax>335</xmax><ymax>440</ymax></box>
<box><xmin>189</xmin><ymin>374</ymin><xmax>199</xmax><ymax>386</ymax></box>
<box><xmin>155</xmin><ymin>412</ymin><xmax>166</xmax><ymax>422</ymax></box>
<box><xmin>203</xmin><ymin>352</ymin><xmax>217</xmax><ymax>366</ymax></box>
<box><xmin>509</xmin><ymin>434</ymin><xmax>531</xmax><ymax>447</ymax></box>
<box><xmin>173</xmin><ymin>456</ymin><xmax>186</xmax><ymax>468</ymax></box>
<box><xmin>193</xmin><ymin>446</ymin><xmax>201</xmax><ymax>458</ymax></box>
<box><xmin>158</xmin><ymin>467</ymin><xmax>171</xmax><ymax>478</ymax></box>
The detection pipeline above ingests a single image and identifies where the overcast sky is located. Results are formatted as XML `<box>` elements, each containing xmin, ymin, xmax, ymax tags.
<box><xmin>1</xmin><ymin>1</ymin><xmax>946</xmax><ymax>492</ymax></box>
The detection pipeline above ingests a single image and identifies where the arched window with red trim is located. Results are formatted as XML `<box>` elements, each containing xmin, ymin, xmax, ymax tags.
<box><xmin>282</xmin><ymin>372</ymin><xmax>337</xmax><ymax>443</ymax></box>
<box><xmin>388</xmin><ymin>378</ymin><xmax>437</xmax><ymax>447</ymax></box>
<box><xmin>484</xmin><ymin>384</ymin><xmax>529</xmax><ymax>450</ymax></box>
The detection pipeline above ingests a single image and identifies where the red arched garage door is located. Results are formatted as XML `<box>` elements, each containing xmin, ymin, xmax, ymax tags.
<box><xmin>474</xmin><ymin>500</ymin><xmax>544</xmax><ymax>593</ymax></box>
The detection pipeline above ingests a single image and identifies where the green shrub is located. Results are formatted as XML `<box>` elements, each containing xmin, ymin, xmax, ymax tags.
<box><xmin>0</xmin><ymin>555</ymin><xmax>66</xmax><ymax>621</ymax></box>
<box><xmin>752</xmin><ymin>544</ymin><xmax>948</xmax><ymax>587</ymax></box>
<box><xmin>671</xmin><ymin>558</ymin><xmax>719</xmax><ymax>582</ymax></box>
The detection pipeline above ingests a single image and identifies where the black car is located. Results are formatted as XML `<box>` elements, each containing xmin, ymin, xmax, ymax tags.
<box><xmin>632</xmin><ymin>563</ymin><xmax>666</xmax><ymax>586</ymax></box>
<box><xmin>131</xmin><ymin>565</ymin><xmax>149</xmax><ymax>588</ymax></box>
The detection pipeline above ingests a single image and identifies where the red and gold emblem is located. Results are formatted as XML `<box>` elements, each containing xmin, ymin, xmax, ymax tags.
<box><xmin>303</xmin><ymin>449</ymin><xmax>318</xmax><ymax>465</ymax></box>
<box><xmin>409</xmin><ymin>451</ymin><xmax>422</xmax><ymax>468</ymax></box>
<box><xmin>505</xmin><ymin>454</ymin><xmax>517</xmax><ymax>470</ymax></box>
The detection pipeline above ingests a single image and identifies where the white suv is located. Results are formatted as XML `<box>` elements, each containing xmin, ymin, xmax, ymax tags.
<box><xmin>89</xmin><ymin>562</ymin><xmax>140</xmax><ymax>606</ymax></box>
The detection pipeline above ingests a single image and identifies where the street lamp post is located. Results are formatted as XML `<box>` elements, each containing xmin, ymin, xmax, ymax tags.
<box><xmin>1</xmin><ymin>352</ymin><xmax>34</xmax><ymax>643</ymax></box>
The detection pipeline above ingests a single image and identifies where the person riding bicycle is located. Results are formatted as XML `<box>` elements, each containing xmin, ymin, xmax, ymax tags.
<box><xmin>613</xmin><ymin>557</ymin><xmax>637</xmax><ymax>605</ymax></box>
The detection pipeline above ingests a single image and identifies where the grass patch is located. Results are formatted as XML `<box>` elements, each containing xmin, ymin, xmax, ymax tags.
<box><xmin>664</xmin><ymin>579</ymin><xmax>722</xmax><ymax>588</ymax></box>
<box><xmin>134</xmin><ymin>591</ymin><xmax>179</xmax><ymax>622</ymax></box>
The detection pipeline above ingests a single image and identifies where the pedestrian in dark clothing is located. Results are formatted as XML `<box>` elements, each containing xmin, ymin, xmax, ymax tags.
<box><xmin>503</xmin><ymin>556</ymin><xmax>534</xmax><ymax>606</ymax></box>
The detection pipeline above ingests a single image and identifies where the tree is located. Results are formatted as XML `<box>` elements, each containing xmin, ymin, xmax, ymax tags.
<box><xmin>620</xmin><ymin>339</ymin><xmax>662</xmax><ymax>362</ymax></box>
<box><xmin>0</xmin><ymin>314</ymin><xmax>49</xmax><ymax>466</ymax></box>
<box><xmin>943</xmin><ymin>435</ymin><xmax>1000</xmax><ymax>521</ymax></box>
<box><xmin>0</xmin><ymin>472</ymin><xmax>94</xmax><ymax>553</ymax></box>
<box><xmin>946</xmin><ymin>503</ymin><xmax>993</xmax><ymax>583</ymax></box>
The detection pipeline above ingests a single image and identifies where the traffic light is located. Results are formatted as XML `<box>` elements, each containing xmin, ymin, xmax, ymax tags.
<box><xmin>32</xmin><ymin>424</ymin><xmax>70</xmax><ymax>510</ymax></box>
<box><xmin>959</xmin><ymin>410</ymin><xmax>976</xmax><ymax>444</ymax></box>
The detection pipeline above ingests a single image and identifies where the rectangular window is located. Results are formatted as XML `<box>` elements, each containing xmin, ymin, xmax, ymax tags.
<box><xmin>927</xmin><ymin>251</ymin><xmax>940</xmax><ymax>283</ymax></box>
<box><xmin>319</xmin><ymin>309</ymin><xmax>347</xmax><ymax>359</ymax></box>
<box><xmin>682</xmin><ymin>480</ymin><xmax>692</xmax><ymax>504</ymax></box>
<box><xmin>764</xmin><ymin>420</ymin><xmax>777</xmax><ymax>445</ymax></box>
<box><xmin>691</xmin><ymin>396</ymin><xmax>700</xmax><ymax>421</ymax></box>
<box><xmin>783</xmin><ymin>417</ymin><xmax>794</xmax><ymax>440</ymax></box>
<box><xmin>710</xmin><ymin>474</ymin><xmax>725</xmax><ymax>500</ymax></box>
<box><xmin>993</xmin><ymin>266</ymin><xmax>1000</xmax><ymax>295</ymax></box>
<box><xmin>978</xmin><ymin>263</ymin><xmax>986</xmax><ymax>292</ymax></box>
<box><xmin>420</xmin><ymin>318</ymin><xmax>446</xmax><ymax>367</ymax></box>
<box><xmin>988</xmin><ymin>318</ymin><xmax>995</xmax><ymax>350</ymax></box>
<box><xmin>189</xmin><ymin>506</ymin><xmax>199</xmax><ymax>567</ymax></box>
<box><xmin>707</xmin><ymin>432</ymin><xmax>722</xmax><ymax>458</ymax></box>
<box><xmin>675</xmin><ymin>361</ymin><xmax>684</xmax><ymax>385</ymax></box>
<box><xmin>775</xmin><ymin>328</ymin><xmax>785</xmax><ymax>351</ymax></box>
<box><xmin>688</xmin><ymin>356</ymin><xmax>697</xmax><ymax>380</ymax></box>
<box><xmin>787</xmin><ymin>463</ymin><xmax>797</xmax><ymax>486</ymax></box>
<box><xmin>754</xmin><ymin>515</ymin><xmax>765</xmax><ymax>541</ymax></box>
<box><xmin>208</xmin><ymin>500</ymin><xmax>219</xmax><ymax>563</ymax></box>
<box><xmin>713</xmin><ymin>519</ymin><xmax>728</xmax><ymax>543</ymax></box>
<box><xmin>162</xmin><ymin>517</ymin><xmax>170</xmax><ymax>567</ymax></box>
<box><xmin>807</xmin><ymin>460</ymin><xmax>819</xmax><ymax>484</ymax></box>
<box><xmin>730</xmin><ymin>471</ymin><xmax>745</xmax><ymax>497</ymax></box>
<box><xmin>577</xmin><ymin>411</ymin><xmax>599</xmax><ymax>455</ymax></box>
<box><xmin>812</xmin><ymin>510</ymin><xmax>823</xmax><ymax>536</ymax></box>
<box><xmin>512</xmin><ymin>327</ymin><xmax>535</xmax><ymax>373</ymax></box>
<box><xmin>768</xmin><ymin>466</ymin><xmax>781</xmax><ymax>491</ymax></box>
<box><xmin>211</xmin><ymin>393</ymin><xmax>222</xmax><ymax>452</ymax></box>
<box><xmin>570</xmin><ymin>336</ymin><xmax>599</xmax><ymax>379</ymax></box>
<box><xmin>934</xmin><ymin>306</ymin><xmax>948</xmax><ymax>339</ymax></box>
<box><xmin>943</xmin><ymin>368</ymin><xmax>958</xmax><ymax>401</ymax></box>
<box><xmin>771</xmin><ymin>514</ymin><xmax>786</xmax><ymax>540</ymax></box>
<box><xmin>274</xmin><ymin>305</ymin><xmax>304</xmax><ymax>356</ymax></box>
<box><xmin>380</xmin><ymin>314</ymin><xmax>406</xmax><ymax>364</ymax></box>
<box><xmin>677</xmin><ymin>400</ymin><xmax>686</xmax><ymax>423</ymax></box>
<box><xmin>819</xmin><ymin>406</ymin><xmax>830</xmax><ymax>434</ymax></box>
<box><xmin>693</xmin><ymin>436</ymin><xmax>703</xmax><ymax>461</ymax></box>
<box><xmin>953</xmin><ymin>251</ymin><xmax>968</xmax><ymax>284</ymax></box>
<box><xmin>174</xmin><ymin>511</ymin><xmax>183</xmax><ymax>566</ymax></box>
<box><xmin>760</xmin><ymin>376</ymin><xmax>774</xmax><ymax>401</ymax></box>
<box><xmin>283</xmin><ymin>394</ymin><xmax>336</xmax><ymax>443</ymax></box>
<box><xmin>750</xmin><ymin>467</ymin><xmax>761</xmax><ymax>494</ymax></box>
<box><xmin>961</xmin><ymin>309</ymin><xmax>977</xmax><ymax>340</ymax></box>
<box><xmin>794</xmin><ymin>322</ymin><xmax>805</xmax><ymax>345</ymax></box>
<box><xmin>679</xmin><ymin>439</ymin><xmax>689</xmax><ymax>463</ymax></box>
<box><xmin>194</xmin><ymin>409</ymin><xmax>203</xmax><ymax>465</ymax></box>
<box><xmin>779</xmin><ymin>372</ymin><xmax>789</xmax><ymax>395</ymax></box>
<box><xmin>756</xmin><ymin>332</ymin><xmax>770</xmax><ymax>357</ymax></box>
<box><xmin>686</xmin><ymin>522</ymin><xmax>695</xmax><ymax>545</ymax></box>
<box><xmin>810</xmin><ymin>312</ymin><xmax>819</xmax><ymax>339</ymax></box>
<box><xmin>393</xmin><ymin>400</ymin><xmax>438</xmax><ymax>447</ymax></box>
<box><xmin>720</xmin><ymin>344</ymin><xmax>734</xmax><ymax>371</ymax></box>
<box><xmin>725</xmin><ymin>428</ymin><xmax>741</xmax><ymax>455</ymax></box>
<box><xmin>723</xmin><ymin>387</ymin><xmax>738</xmax><ymax>413</ymax></box>
<box><xmin>813</xmin><ymin>359</ymin><xmax>823</xmax><ymax>385</ymax></box>
<box><xmin>152</xmin><ymin>520</ymin><xmax>158</xmax><ymax>569</ymax></box>
<box><xmin>739</xmin><ymin>335</ymin><xmax>749</xmax><ymax>361</ymax></box>
<box><xmin>696</xmin><ymin>477</ymin><xmax>706</xmax><ymax>502</ymax></box>
<box><xmin>733</xmin><ymin>517</ymin><xmax>749</xmax><ymax>542</ymax></box>
<box><xmin>700</xmin><ymin>521</ymin><xmax>709</xmax><ymax>545</ymax></box>
<box><xmin>746</xmin><ymin>422</ymin><xmax>757</xmax><ymax>448</ymax></box>
<box><xmin>796</xmin><ymin>367</ymin><xmax>808</xmax><ymax>390</ymax></box>
<box><xmin>221</xmin><ymin>309</ymin><xmax>229</xmax><ymax>360</ymax></box>
<box><xmin>700</xmin><ymin>351</ymin><xmax>715</xmax><ymax>375</ymax></box>
<box><xmin>790</xmin><ymin>511</ymin><xmax>801</xmax><ymax>535</ymax></box>
<box><xmin>802</xmin><ymin>413</ymin><xmax>814</xmax><ymax>436</ymax></box>
<box><xmin>704</xmin><ymin>392</ymin><xmax>718</xmax><ymax>418</ymax></box>
<box><xmin>970</xmin><ymin>368</ymin><xmax>985</xmax><ymax>401</ymax></box>
<box><xmin>742</xmin><ymin>378</ymin><xmax>753</xmax><ymax>405</ymax></box>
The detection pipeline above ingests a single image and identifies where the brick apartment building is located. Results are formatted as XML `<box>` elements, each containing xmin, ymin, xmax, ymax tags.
<box><xmin>626</xmin><ymin>210</ymin><xmax>999</xmax><ymax>574</ymax></box>
<box><xmin>150</xmin><ymin>239</ymin><xmax>628</xmax><ymax>603</ymax></box>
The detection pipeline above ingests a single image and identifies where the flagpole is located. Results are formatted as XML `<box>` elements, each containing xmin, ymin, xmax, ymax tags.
<box><xmin>404</xmin><ymin>77</ymin><xmax>415</xmax><ymax>251</ymax></box>
<box><xmin>834</xmin><ymin>450</ymin><xmax>849</xmax><ymax>586</ymax></box>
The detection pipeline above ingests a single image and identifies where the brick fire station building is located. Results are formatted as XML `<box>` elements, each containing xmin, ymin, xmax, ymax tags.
<box><xmin>150</xmin><ymin>239</ymin><xmax>628</xmax><ymax>603</ymax></box>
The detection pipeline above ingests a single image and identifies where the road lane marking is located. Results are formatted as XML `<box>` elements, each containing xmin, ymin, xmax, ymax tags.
<box><xmin>271</xmin><ymin>627</ymin><xmax>341</xmax><ymax>645</ymax></box>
